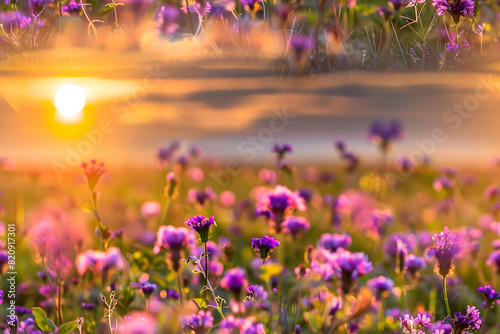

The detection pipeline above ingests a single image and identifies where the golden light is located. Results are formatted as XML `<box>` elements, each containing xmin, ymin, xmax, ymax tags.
<box><xmin>54</xmin><ymin>84</ymin><xmax>86</xmax><ymax>122</ymax></box>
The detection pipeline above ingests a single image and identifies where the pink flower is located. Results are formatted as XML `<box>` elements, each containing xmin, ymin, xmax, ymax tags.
<box><xmin>220</xmin><ymin>191</ymin><xmax>236</xmax><ymax>207</ymax></box>
<box><xmin>140</xmin><ymin>201</ymin><xmax>161</xmax><ymax>217</ymax></box>
<box><xmin>118</xmin><ymin>312</ymin><xmax>156</xmax><ymax>334</ymax></box>
<box><xmin>75</xmin><ymin>247</ymin><xmax>126</xmax><ymax>276</ymax></box>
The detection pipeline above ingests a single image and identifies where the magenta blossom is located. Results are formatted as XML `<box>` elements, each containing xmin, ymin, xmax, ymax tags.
<box><xmin>153</xmin><ymin>225</ymin><xmax>192</xmax><ymax>272</ymax></box>
<box><xmin>75</xmin><ymin>247</ymin><xmax>126</xmax><ymax>276</ymax></box>
<box><xmin>432</xmin><ymin>0</ymin><xmax>474</xmax><ymax>23</ymax></box>
<box><xmin>251</xmin><ymin>236</ymin><xmax>280</xmax><ymax>263</ymax></box>
<box><xmin>318</xmin><ymin>233</ymin><xmax>352</xmax><ymax>253</ymax></box>
<box><xmin>182</xmin><ymin>310</ymin><xmax>214</xmax><ymax>333</ymax></box>
<box><xmin>428</xmin><ymin>227</ymin><xmax>461</xmax><ymax>277</ymax></box>
<box><xmin>282</xmin><ymin>216</ymin><xmax>310</xmax><ymax>239</ymax></box>
<box><xmin>221</xmin><ymin>267</ymin><xmax>248</xmax><ymax>297</ymax></box>
<box><xmin>255</xmin><ymin>185</ymin><xmax>306</xmax><ymax>233</ymax></box>
<box><xmin>185</xmin><ymin>215</ymin><xmax>216</xmax><ymax>242</ymax></box>
<box><xmin>328</xmin><ymin>248</ymin><xmax>373</xmax><ymax>293</ymax></box>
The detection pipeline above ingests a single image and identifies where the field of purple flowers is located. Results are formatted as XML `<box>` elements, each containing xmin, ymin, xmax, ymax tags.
<box><xmin>1</xmin><ymin>0</ymin><xmax>500</xmax><ymax>73</ymax></box>
<box><xmin>1</xmin><ymin>120</ymin><xmax>500</xmax><ymax>333</ymax></box>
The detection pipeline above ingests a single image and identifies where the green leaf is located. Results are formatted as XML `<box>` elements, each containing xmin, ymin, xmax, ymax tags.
<box><xmin>191</xmin><ymin>298</ymin><xmax>207</xmax><ymax>309</ymax></box>
<box><xmin>32</xmin><ymin>307</ymin><xmax>57</xmax><ymax>333</ymax></box>
<box><xmin>57</xmin><ymin>321</ymin><xmax>78</xmax><ymax>334</ymax></box>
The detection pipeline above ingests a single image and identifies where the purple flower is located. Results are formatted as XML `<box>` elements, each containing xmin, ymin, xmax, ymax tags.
<box><xmin>62</xmin><ymin>0</ymin><xmax>82</xmax><ymax>15</ymax></box>
<box><xmin>166</xmin><ymin>289</ymin><xmax>180</xmax><ymax>299</ymax></box>
<box><xmin>384</xmin><ymin>233</ymin><xmax>414</xmax><ymax>272</ymax></box>
<box><xmin>432</xmin><ymin>0</ymin><xmax>474</xmax><ymax>24</ymax></box>
<box><xmin>399</xmin><ymin>313</ymin><xmax>432</xmax><ymax>333</ymax></box>
<box><xmin>251</xmin><ymin>236</ymin><xmax>280</xmax><ymax>262</ymax></box>
<box><xmin>367</xmin><ymin>276</ymin><xmax>394</xmax><ymax>298</ymax></box>
<box><xmin>182</xmin><ymin>310</ymin><xmax>214</xmax><ymax>333</ymax></box>
<box><xmin>221</xmin><ymin>267</ymin><xmax>248</xmax><ymax>297</ymax></box>
<box><xmin>486</xmin><ymin>250</ymin><xmax>500</xmax><ymax>273</ymax></box>
<box><xmin>428</xmin><ymin>227</ymin><xmax>461</xmax><ymax>277</ymax></box>
<box><xmin>430</xmin><ymin>321</ymin><xmax>452</xmax><ymax>334</ymax></box>
<box><xmin>329</xmin><ymin>248</ymin><xmax>373</xmax><ymax>294</ymax></box>
<box><xmin>245</xmin><ymin>285</ymin><xmax>268</xmax><ymax>302</ymax></box>
<box><xmin>389</xmin><ymin>0</ymin><xmax>405</xmax><ymax>10</ymax></box>
<box><xmin>396</xmin><ymin>155</ymin><xmax>414</xmax><ymax>173</ymax></box>
<box><xmin>130</xmin><ymin>282</ymin><xmax>157</xmax><ymax>298</ymax></box>
<box><xmin>289</xmin><ymin>36</ymin><xmax>313</xmax><ymax>60</ymax></box>
<box><xmin>0</xmin><ymin>250</ymin><xmax>8</xmax><ymax>272</ymax></box>
<box><xmin>0</xmin><ymin>290</ymin><xmax>3</xmax><ymax>305</ymax></box>
<box><xmin>318</xmin><ymin>233</ymin><xmax>352</xmax><ymax>252</ymax></box>
<box><xmin>369</xmin><ymin>120</ymin><xmax>403</xmax><ymax>150</ymax></box>
<box><xmin>272</xmin><ymin>143</ymin><xmax>293</xmax><ymax>162</ymax></box>
<box><xmin>404</xmin><ymin>254</ymin><xmax>425</xmax><ymax>277</ymax></box>
<box><xmin>255</xmin><ymin>185</ymin><xmax>306</xmax><ymax>233</ymax></box>
<box><xmin>187</xmin><ymin>187</ymin><xmax>217</xmax><ymax>206</ymax></box>
<box><xmin>282</xmin><ymin>216</ymin><xmax>310</xmax><ymax>239</ymax></box>
<box><xmin>185</xmin><ymin>215</ymin><xmax>216</xmax><ymax>242</ymax></box>
<box><xmin>153</xmin><ymin>225</ymin><xmax>191</xmax><ymax>272</ymax></box>
<box><xmin>450</xmin><ymin>306</ymin><xmax>482</xmax><ymax>333</ymax></box>
<box><xmin>477</xmin><ymin>285</ymin><xmax>500</xmax><ymax>309</ymax></box>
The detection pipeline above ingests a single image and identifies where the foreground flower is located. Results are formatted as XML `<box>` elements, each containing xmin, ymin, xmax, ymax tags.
<box><xmin>251</xmin><ymin>236</ymin><xmax>280</xmax><ymax>263</ymax></box>
<box><xmin>428</xmin><ymin>227</ymin><xmax>461</xmax><ymax>277</ymax></box>
<box><xmin>448</xmin><ymin>306</ymin><xmax>482</xmax><ymax>333</ymax></box>
<box><xmin>399</xmin><ymin>313</ymin><xmax>432</xmax><ymax>333</ymax></box>
<box><xmin>185</xmin><ymin>215</ymin><xmax>216</xmax><ymax>243</ymax></box>
<box><xmin>432</xmin><ymin>0</ymin><xmax>474</xmax><ymax>24</ymax></box>
<box><xmin>81</xmin><ymin>160</ymin><xmax>106</xmax><ymax>191</ymax></box>
<box><xmin>182</xmin><ymin>310</ymin><xmax>214</xmax><ymax>333</ymax></box>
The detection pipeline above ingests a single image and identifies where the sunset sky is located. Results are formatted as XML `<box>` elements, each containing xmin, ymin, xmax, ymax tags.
<box><xmin>2</xmin><ymin>48</ymin><xmax>500</xmax><ymax>174</ymax></box>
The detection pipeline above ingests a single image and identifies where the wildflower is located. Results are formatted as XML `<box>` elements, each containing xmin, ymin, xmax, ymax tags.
<box><xmin>187</xmin><ymin>187</ymin><xmax>217</xmax><ymax>206</ymax></box>
<box><xmin>367</xmin><ymin>276</ymin><xmax>394</xmax><ymax>298</ymax></box>
<box><xmin>156</xmin><ymin>142</ymin><xmax>180</xmax><ymax>168</ymax></box>
<box><xmin>255</xmin><ymin>185</ymin><xmax>306</xmax><ymax>233</ymax></box>
<box><xmin>0</xmin><ymin>250</ymin><xmax>8</xmax><ymax>272</ymax></box>
<box><xmin>448</xmin><ymin>306</ymin><xmax>482</xmax><ymax>333</ymax></box>
<box><xmin>486</xmin><ymin>250</ymin><xmax>500</xmax><ymax>273</ymax></box>
<box><xmin>165</xmin><ymin>172</ymin><xmax>180</xmax><ymax>199</ymax></box>
<box><xmin>259</xmin><ymin>169</ymin><xmax>277</xmax><ymax>184</ymax></box>
<box><xmin>153</xmin><ymin>225</ymin><xmax>191</xmax><ymax>272</ymax></box>
<box><xmin>399</xmin><ymin>313</ymin><xmax>432</xmax><ymax>333</ymax></box>
<box><xmin>396</xmin><ymin>155</ymin><xmax>414</xmax><ymax>173</ymax></box>
<box><xmin>220</xmin><ymin>191</ymin><xmax>236</xmax><ymax>207</ymax></box>
<box><xmin>432</xmin><ymin>0</ymin><xmax>474</xmax><ymax>24</ymax></box>
<box><xmin>272</xmin><ymin>143</ymin><xmax>293</xmax><ymax>162</ymax></box>
<box><xmin>318</xmin><ymin>233</ymin><xmax>352</xmax><ymax>252</ymax></box>
<box><xmin>117</xmin><ymin>312</ymin><xmax>156</xmax><ymax>334</ymax></box>
<box><xmin>406</xmin><ymin>0</ymin><xmax>425</xmax><ymax>8</ymax></box>
<box><xmin>329</xmin><ymin>248</ymin><xmax>373</xmax><ymax>294</ymax></box>
<box><xmin>130</xmin><ymin>282</ymin><xmax>157</xmax><ymax>298</ymax></box>
<box><xmin>428</xmin><ymin>227</ymin><xmax>461</xmax><ymax>277</ymax></box>
<box><xmin>368</xmin><ymin>120</ymin><xmax>403</xmax><ymax>151</ymax></box>
<box><xmin>404</xmin><ymin>254</ymin><xmax>425</xmax><ymax>277</ymax></box>
<box><xmin>289</xmin><ymin>36</ymin><xmax>313</xmax><ymax>61</ymax></box>
<box><xmin>484</xmin><ymin>183</ymin><xmax>500</xmax><ymax>200</ymax></box>
<box><xmin>221</xmin><ymin>267</ymin><xmax>248</xmax><ymax>297</ymax></box>
<box><xmin>140</xmin><ymin>201</ymin><xmax>161</xmax><ymax>217</ymax></box>
<box><xmin>185</xmin><ymin>215</ymin><xmax>216</xmax><ymax>243</ymax></box>
<box><xmin>0</xmin><ymin>290</ymin><xmax>3</xmax><ymax>305</ymax></box>
<box><xmin>477</xmin><ymin>285</ymin><xmax>500</xmax><ymax>309</ymax></box>
<box><xmin>251</xmin><ymin>236</ymin><xmax>280</xmax><ymax>263</ymax></box>
<box><xmin>282</xmin><ymin>216</ymin><xmax>310</xmax><ymax>239</ymax></box>
<box><xmin>75</xmin><ymin>247</ymin><xmax>126</xmax><ymax>276</ymax></box>
<box><xmin>245</xmin><ymin>285</ymin><xmax>268</xmax><ymax>302</ymax></box>
<box><xmin>62</xmin><ymin>0</ymin><xmax>82</xmax><ymax>15</ymax></box>
<box><xmin>81</xmin><ymin>160</ymin><xmax>106</xmax><ymax>191</ymax></box>
<box><xmin>389</xmin><ymin>0</ymin><xmax>405</xmax><ymax>10</ymax></box>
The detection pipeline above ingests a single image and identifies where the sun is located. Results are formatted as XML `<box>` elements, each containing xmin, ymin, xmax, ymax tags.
<box><xmin>54</xmin><ymin>84</ymin><xmax>86</xmax><ymax>121</ymax></box>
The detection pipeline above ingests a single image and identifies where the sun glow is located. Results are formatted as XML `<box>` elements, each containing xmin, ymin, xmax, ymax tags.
<box><xmin>54</xmin><ymin>84</ymin><xmax>86</xmax><ymax>122</ymax></box>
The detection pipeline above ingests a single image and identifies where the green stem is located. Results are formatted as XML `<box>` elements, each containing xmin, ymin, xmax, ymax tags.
<box><xmin>204</xmin><ymin>242</ymin><xmax>209</xmax><ymax>303</ymax></box>
<box><xmin>443</xmin><ymin>276</ymin><xmax>451</xmax><ymax>318</ymax></box>
<box><xmin>58</xmin><ymin>282</ymin><xmax>63</xmax><ymax>326</ymax></box>
<box><xmin>177</xmin><ymin>271</ymin><xmax>184</xmax><ymax>306</ymax></box>
<box><xmin>41</xmin><ymin>258</ymin><xmax>55</xmax><ymax>294</ymax></box>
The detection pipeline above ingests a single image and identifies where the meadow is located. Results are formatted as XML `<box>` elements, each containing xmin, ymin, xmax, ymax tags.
<box><xmin>1</xmin><ymin>126</ymin><xmax>500</xmax><ymax>333</ymax></box>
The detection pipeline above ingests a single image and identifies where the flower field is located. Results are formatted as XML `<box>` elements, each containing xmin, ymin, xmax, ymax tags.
<box><xmin>1</xmin><ymin>124</ymin><xmax>500</xmax><ymax>333</ymax></box>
